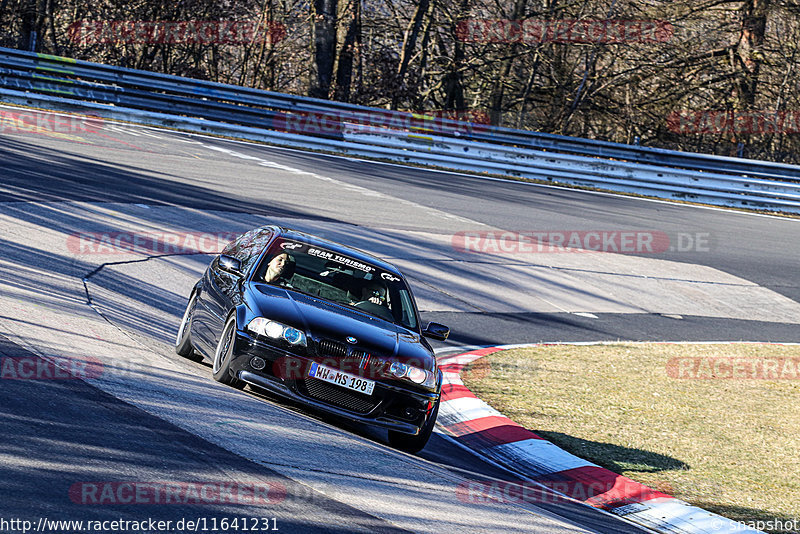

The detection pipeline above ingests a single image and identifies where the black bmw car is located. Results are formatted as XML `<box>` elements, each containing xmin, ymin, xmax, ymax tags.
<box><xmin>175</xmin><ymin>225</ymin><xmax>449</xmax><ymax>452</ymax></box>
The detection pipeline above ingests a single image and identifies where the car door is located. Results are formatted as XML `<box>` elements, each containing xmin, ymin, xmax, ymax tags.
<box><xmin>194</xmin><ymin>228</ymin><xmax>274</xmax><ymax>351</ymax></box>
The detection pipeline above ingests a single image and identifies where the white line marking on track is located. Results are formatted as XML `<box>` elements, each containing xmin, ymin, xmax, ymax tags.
<box><xmin>1</xmin><ymin>102</ymin><xmax>796</xmax><ymax>222</ymax></box>
<box><xmin>186</xmin><ymin>129</ymin><xmax>800</xmax><ymax>223</ymax></box>
<box><xmin>203</xmin><ymin>144</ymin><xmax>480</xmax><ymax>226</ymax></box>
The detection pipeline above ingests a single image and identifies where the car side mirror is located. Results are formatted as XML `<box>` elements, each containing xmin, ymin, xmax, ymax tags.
<box><xmin>218</xmin><ymin>255</ymin><xmax>243</xmax><ymax>276</ymax></box>
<box><xmin>423</xmin><ymin>322</ymin><xmax>450</xmax><ymax>341</ymax></box>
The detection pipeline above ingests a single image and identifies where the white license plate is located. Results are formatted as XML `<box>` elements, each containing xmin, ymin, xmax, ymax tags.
<box><xmin>308</xmin><ymin>362</ymin><xmax>375</xmax><ymax>395</ymax></box>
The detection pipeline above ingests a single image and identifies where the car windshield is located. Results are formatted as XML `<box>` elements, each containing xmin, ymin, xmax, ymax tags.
<box><xmin>254</xmin><ymin>237</ymin><xmax>418</xmax><ymax>330</ymax></box>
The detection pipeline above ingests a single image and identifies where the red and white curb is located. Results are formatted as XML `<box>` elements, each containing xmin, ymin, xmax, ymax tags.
<box><xmin>436</xmin><ymin>345</ymin><xmax>762</xmax><ymax>534</ymax></box>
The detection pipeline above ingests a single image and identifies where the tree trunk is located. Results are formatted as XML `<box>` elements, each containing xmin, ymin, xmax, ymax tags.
<box><xmin>46</xmin><ymin>0</ymin><xmax>58</xmax><ymax>55</ymax></box>
<box><xmin>487</xmin><ymin>0</ymin><xmax>528</xmax><ymax>126</ymax></box>
<box><xmin>735</xmin><ymin>0</ymin><xmax>770</xmax><ymax>109</ymax></box>
<box><xmin>312</xmin><ymin>0</ymin><xmax>338</xmax><ymax>99</ymax></box>
<box><xmin>334</xmin><ymin>0</ymin><xmax>361</xmax><ymax>102</ymax></box>
<box><xmin>20</xmin><ymin>0</ymin><xmax>39</xmax><ymax>51</ymax></box>
<box><xmin>443</xmin><ymin>0</ymin><xmax>471</xmax><ymax>111</ymax></box>
<box><xmin>250</xmin><ymin>0</ymin><xmax>278</xmax><ymax>89</ymax></box>
<box><xmin>391</xmin><ymin>0</ymin><xmax>431</xmax><ymax>109</ymax></box>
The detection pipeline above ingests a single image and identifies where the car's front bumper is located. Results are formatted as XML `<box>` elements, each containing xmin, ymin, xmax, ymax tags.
<box><xmin>229</xmin><ymin>330</ymin><xmax>440</xmax><ymax>435</ymax></box>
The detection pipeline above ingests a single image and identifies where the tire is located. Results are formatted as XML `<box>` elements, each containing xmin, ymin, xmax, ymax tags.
<box><xmin>212</xmin><ymin>315</ymin><xmax>244</xmax><ymax>389</ymax></box>
<box><xmin>388</xmin><ymin>397</ymin><xmax>440</xmax><ymax>454</ymax></box>
<box><xmin>175</xmin><ymin>292</ymin><xmax>203</xmax><ymax>362</ymax></box>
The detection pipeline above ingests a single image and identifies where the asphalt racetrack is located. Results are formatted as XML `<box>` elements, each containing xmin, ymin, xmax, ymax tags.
<box><xmin>1</xmin><ymin>107</ymin><xmax>798</xmax><ymax>533</ymax></box>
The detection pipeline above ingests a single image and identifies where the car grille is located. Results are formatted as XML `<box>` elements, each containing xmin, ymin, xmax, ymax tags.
<box><xmin>316</xmin><ymin>339</ymin><xmax>347</xmax><ymax>358</ymax></box>
<box><xmin>346</xmin><ymin>351</ymin><xmax>387</xmax><ymax>376</ymax></box>
<box><xmin>315</xmin><ymin>338</ymin><xmax>387</xmax><ymax>377</ymax></box>
<box><xmin>301</xmin><ymin>378</ymin><xmax>379</xmax><ymax>414</ymax></box>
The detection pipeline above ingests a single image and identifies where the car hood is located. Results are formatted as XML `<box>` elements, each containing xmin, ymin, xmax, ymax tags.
<box><xmin>247</xmin><ymin>283</ymin><xmax>434</xmax><ymax>369</ymax></box>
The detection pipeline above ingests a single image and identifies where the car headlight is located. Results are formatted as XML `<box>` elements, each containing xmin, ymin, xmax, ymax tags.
<box><xmin>406</xmin><ymin>366</ymin><xmax>427</xmax><ymax>384</ymax></box>
<box><xmin>247</xmin><ymin>317</ymin><xmax>306</xmax><ymax>347</ymax></box>
<box><xmin>389</xmin><ymin>361</ymin><xmax>436</xmax><ymax>389</ymax></box>
<box><xmin>389</xmin><ymin>362</ymin><xmax>409</xmax><ymax>378</ymax></box>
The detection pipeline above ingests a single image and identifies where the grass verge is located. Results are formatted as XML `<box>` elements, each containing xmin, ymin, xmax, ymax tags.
<box><xmin>461</xmin><ymin>343</ymin><xmax>800</xmax><ymax>533</ymax></box>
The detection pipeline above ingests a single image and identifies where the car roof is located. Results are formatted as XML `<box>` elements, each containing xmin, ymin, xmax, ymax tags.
<box><xmin>267</xmin><ymin>226</ymin><xmax>405</xmax><ymax>276</ymax></box>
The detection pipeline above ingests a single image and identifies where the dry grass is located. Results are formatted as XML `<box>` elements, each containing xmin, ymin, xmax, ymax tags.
<box><xmin>461</xmin><ymin>343</ymin><xmax>800</xmax><ymax>533</ymax></box>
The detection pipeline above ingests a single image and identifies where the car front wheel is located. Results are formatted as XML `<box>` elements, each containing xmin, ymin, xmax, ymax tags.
<box><xmin>212</xmin><ymin>315</ymin><xmax>244</xmax><ymax>389</ymax></box>
<box><xmin>175</xmin><ymin>292</ymin><xmax>203</xmax><ymax>362</ymax></box>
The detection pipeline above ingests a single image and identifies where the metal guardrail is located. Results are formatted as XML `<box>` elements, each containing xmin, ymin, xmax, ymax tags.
<box><xmin>1</xmin><ymin>46</ymin><xmax>800</xmax><ymax>213</ymax></box>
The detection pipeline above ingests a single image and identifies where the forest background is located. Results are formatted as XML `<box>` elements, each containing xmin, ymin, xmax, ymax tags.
<box><xmin>2</xmin><ymin>0</ymin><xmax>798</xmax><ymax>163</ymax></box>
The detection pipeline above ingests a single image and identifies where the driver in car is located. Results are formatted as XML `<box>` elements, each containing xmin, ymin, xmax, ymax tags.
<box><xmin>352</xmin><ymin>282</ymin><xmax>387</xmax><ymax>306</ymax></box>
<box><xmin>263</xmin><ymin>252</ymin><xmax>295</xmax><ymax>284</ymax></box>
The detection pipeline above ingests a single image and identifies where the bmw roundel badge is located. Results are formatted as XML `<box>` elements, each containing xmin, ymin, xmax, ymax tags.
<box><xmin>346</xmin><ymin>336</ymin><xmax>358</xmax><ymax>344</ymax></box>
